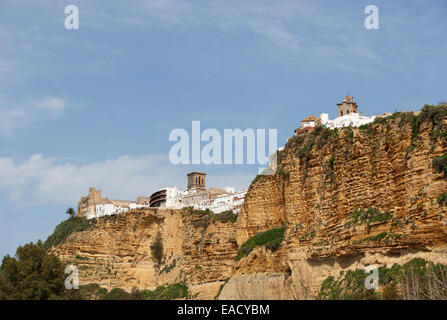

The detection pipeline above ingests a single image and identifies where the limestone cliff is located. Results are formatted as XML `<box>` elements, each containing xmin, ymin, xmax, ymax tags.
<box><xmin>52</xmin><ymin>107</ymin><xmax>447</xmax><ymax>299</ymax></box>
<box><xmin>53</xmin><ymin>209</ymin><xmax>238</xmax><ymax>299</ymax></box>
<box><xmin>226</xmin><ymin>109</ymin><xmax>447</xmax><ymax>299</ymax></box>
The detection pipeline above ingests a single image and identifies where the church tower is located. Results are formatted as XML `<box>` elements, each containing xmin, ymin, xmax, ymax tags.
<box><xmin>337</xmin><ymin>95</ymin><xmax>358</xmax><ymax>117</ymax></box>
<box><xmin>187</xmin><ymin>172</ymin><xmax>206</xmax><ymax>191</ymax></box>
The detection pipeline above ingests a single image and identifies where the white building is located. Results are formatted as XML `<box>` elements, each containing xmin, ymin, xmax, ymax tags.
<box><xmin>87</xmin><ymin>200</ymin><xmax>150</xmax><ymax>219</ymax></box>
<box><xmin>149</xmin><ymin>173</ymin><xmax>247</xmax><ymax>214</ymax></box>
<box><xmin>301</xmin><ymin>115</ymin><xmax>320</xmax><ymax>128</ymax></box>
<box><xmin>320</xmin><ymin>112</ymin><xmax>376</xmax><ymax>129</ymax></box>
<box><xmin>84</xmin><ymin>173</ymin><xmax>247</xmax><ymax>220</ymax></box>
<box><xmin>296</xmin><ymin>95</ymin><xmax>378</xmax><ymax>132</ymax></box>
<box><xmin>90</xmin><ymin>203</ymin><xmax>129</xmax><ymax>219</ymax></box>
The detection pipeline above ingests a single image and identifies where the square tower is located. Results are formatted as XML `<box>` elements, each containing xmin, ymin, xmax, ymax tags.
<box><xmin>337</xmin><ymin>95</ymin><xmax>358</xmax><ymax>117</ymax></box>
<box><xmin>187</xmin><ymin>172</ymin><xmax>206</xmax><ymax>191</ymax></box>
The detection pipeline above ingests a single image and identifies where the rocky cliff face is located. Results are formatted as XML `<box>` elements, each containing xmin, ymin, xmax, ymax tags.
<box><xmin>53</xmin><ymin>109</ymin><xmax>447</xmax><ymax>299</ymax></box>
<box><xmin>53</xmin><ymin>209</ymin><xmax>238</xmax><ymax>299</ymax></box>
<box><xmin>226</xmin><ymin>112</ymin><xmax>447</xmax><ymax>299</ymax></box>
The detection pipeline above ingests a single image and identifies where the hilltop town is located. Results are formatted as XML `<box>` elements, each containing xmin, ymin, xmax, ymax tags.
<box><xmin>78</xmin><ymin>95</ymin><xmax>393</xmax><ymax>220</ymax></box>
<box><xmin>50</xmin><ymin>102</ymin><xmax>447</xmax><ymax>300</ymax></box>
<box><xmin>77</xmin><ymin>171</ymin><xmax>247</xmax><ymax>219</ymax></box>
<box><xmin>294</xmin><ymin>95</ymin><xmax>393</xmax><ymax>134</ymax></box>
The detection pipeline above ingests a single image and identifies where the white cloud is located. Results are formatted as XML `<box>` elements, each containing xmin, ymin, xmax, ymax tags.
<box><xmin>247</xmin><ymin>19</ymin><xmax>300</xmax><ymax>51</ymax></box>
<box><xmin>0</xmin><ymin>153</ymin><xmax>253</xmax><ymax>206</ymax></box>
<box><xmin>0</xmin><ymin>96</ymin><xmax>67</xmax><ymax>136</ymax></box>
<box><xmin>32</xmin><ymin>97</ymin><xmax>66</xmax><ymax>112</ymax></box>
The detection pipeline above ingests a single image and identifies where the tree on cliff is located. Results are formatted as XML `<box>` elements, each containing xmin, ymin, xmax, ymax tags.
<box><xmin>66</xmin><ymin>208</ymin><xmax>76</xmax><ymax>219</ymax></box>
<box><xmin>0</xmin><ymin>241</ymin><xmax>71</xmax><ymax>300</ymax></box>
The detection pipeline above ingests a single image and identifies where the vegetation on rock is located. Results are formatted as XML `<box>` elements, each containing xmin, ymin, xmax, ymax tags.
<box><xmin>318</xmin><ymin>258</ymin><xmax>447</xmax><ymax>300</ymax></box>
<box><xmin>344</xmin><ymin>207</ymin><xmax>392</xmax><ymax>228</ymax></box>
<box><xmin>141</xmin><ymin>283</ymin><xmax>189</xmax><ymax>300</ymax></box>
<box><xmin>235</xmin><ymin>227</ymin><xmax>285</xmax><ymax>261</ymax></box>
<box><xmin>249</xmin><ymin>174</ymin><xmax>267</xmax><ymax>188</ymax></box>
<box><xmin>44</xmin><ymin>217</ymin><xmax>95</xmax><ymax>250</ymax></box>
<box><xmin>190</xmin><ymin>209</ymin><xmax>237</xmax><ymax>228</ymax></box>
<box><xmin>150</xmin><ymin>233</ymin><xmax>163</xmax><ymax>265</ymax></box>
<box><xmin>0</xmin><ymin>241</ymin><xmax>78</xmax><ymax>300</ymax></box>
<box><xmin>438</xmin><ymin>193</ymin><xmax>447</xmax><ymax>205</ymax></box>
<box><xmin>102</xmin><ymin>287</ymin><xmax>143</xmax><ymax>300</ymax></box>
<box><xmin>432</xmin><ymin>152</ymin><xmax>447</xmax><ymax>176</ymax></box>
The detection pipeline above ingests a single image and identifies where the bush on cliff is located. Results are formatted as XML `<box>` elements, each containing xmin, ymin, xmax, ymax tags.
<box><xmin>318</xmin><ymin>258</ymin><xmax>447</xmax><ymax>300</ymax></box>
<box><xmin>249</xmin><ymin>174</ymin><xmax>266</xmax><ymax>188</ymax></box>
<box><xmin>141</xmin><ymin>283</ymin><xmax>189</xmax><ymax>300</ymax></box>
<box><xmin>44</xmin><ymin>217</ymin><xmax>95</xmax><ymax>250</ymax></box>
<box><xmin>438</xmin><ymin>193</ymin><xmax>447</xmax><ymax>205</ymax></box>
<box><xmin>432</xmin><ymin>152</ymin><xmax>447</xmax><ymax>176</ymax></box>
<box><xmin>344</xmin><ymin>207</ymin><xmax>392</xmax><ymax>228</ymax></box>
<box><xmin>150</xmin><ymin>233</ymin><xmax>163</xmax><ymax>264</ymax></box>
<box><xmin>0</xmin><ymin>241</ymin><xmax>70</xmax><ymax>300</ymax></box>
<box><xmin>212</xmin><ymin>210</ymin><xmax>237</xmax><ymax>223</ymax></box>
<box><xmin>235</xmin><ymin>226</ymin><xmax>285</xmax><ymax>261</ymax></box>
<box><xmin>190</xmin><ymin>210</ymin><xmax>237</xmax><ymax>228</ymax></box>
<box><xmin>102</xmin><ymin>287</ymin><xmax>143</xmax><ymax>300</ymax></box>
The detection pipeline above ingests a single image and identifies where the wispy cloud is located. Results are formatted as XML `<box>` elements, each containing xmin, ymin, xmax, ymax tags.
<box><xmin>0</xmin><ymin>96</ymin><xmax>67</xmax><ymax>136</ymax></box>
<box><xmin>0</xmin><ymin>153</ymin><xmax>253</xmax><ymax>205</ymax></box>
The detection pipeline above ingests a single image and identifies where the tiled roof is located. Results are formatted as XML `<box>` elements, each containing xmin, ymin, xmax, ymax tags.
<box><xmin>301</xmin><ymin>115</ymin><xmax>319</xmax><ymax>122</ymax></box>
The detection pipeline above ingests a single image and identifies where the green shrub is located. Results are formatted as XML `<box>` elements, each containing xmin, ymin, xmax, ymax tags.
<box><xmin>212</xmin><ymin>211</ymin><xmax>237</xmax><ymax>223</ymax></box>
<box><xmin>102</xmin><ymin>287</ymin><xmax>142</xmax><ymax>300</ymax></box>
<box><xmin>360</xmin><ymin>232</ymin><xmax>388</xmax><ymax>242</ymax></box>
<box><xmin>0</xmin><ymin>241</ymin><xmax>68</xmax><ymax>300</ymax></box>
<box><xmin>412</xmin><ymin>104</ymin><xmax>447</xmax><ymax>142</ymax></box>
<box><xmin>345</xmin><ymin>207</ymin><xmax>392</xmax><ymax>227</ymax></box>
<box><xmin>329</xmin><ymin>156</ymin><xmax>335</xmax><ymax>169</ymax></box>
<box><xmin>373</xmin><ymin>116</ymin><xmax>387</xmax><ymax>125</ymax></box>
<box><xmin>325</xmin><ymin>156</ymin><xmax>336</xmax><ymax>183</ymax></box>
<box><xmin>44</xmin><ymin>217</ymin><xmax>95</xmax><ymax>249</ymax></box>
<box><xmin>235</xmin><ymin>227</ymin><xmax>285</xmax><ymax>261</ymax></box>
<box><xmin>150</xmin><ymin>233</ymin><xmax>163</xmax><ymax>264</ymax></box>
<box><xmin>191</xmin><ymin>218</ymin><xmax>209</xmax><ymax>228</ymax></box>
<box><xmin>77</xmin><ymin>284</ymin><xmax>108</xmax><ymax>300</ymax></box>
<box><xmin>141</xmin><ymin>283</ymin><xmax>188</xmax><ymax>300</ymax></box>
<box><xmin>432</xmin><ymin>153</ymin><xmax>447</xmax><ymax>176</ymax></box>
<box><xmin>159</xmin><ymin>260</ymin><xmax>176</xmax><ymax>275</ymax></box>
<box><xmin>249</xmin><ymin>175</ymin><xmax>266</xmax><ymax>188</ymax></box>
<box><xmin>346</xmin><ymin>128</ymin><xmax>354</xmax><ymax>140</ymax></box>
<box><xmin>214</xmin><ymin>278</ymin><xmax>230</xmax><ymax>300</ymax></box>
<box><xmin>438</xmin><ymin>193</ymin><xmax>447</xmax><ymax>205</ymax></box>
<box><xmin>318</xmin><ymin>270</ymin><xmax>379</xmax><ymax>300</ymax></box>
<box><xmin>358</xmin><ymin>124</ymin><xmax>369</xmax><ymax>130</ymax></box>
<box><xmin>318</xmin><ymin>258</ymin><xmax>447</xmax><ymax>300</ymax></box>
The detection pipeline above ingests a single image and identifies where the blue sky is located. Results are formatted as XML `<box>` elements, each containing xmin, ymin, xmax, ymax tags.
<box><xmin>0</xmin><ymin>0</ymin><xmax>446</xmax><ymax>258</ymax></box>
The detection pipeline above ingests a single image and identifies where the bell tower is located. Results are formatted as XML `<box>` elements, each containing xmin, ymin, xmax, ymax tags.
<box><xmin>337</xmin><ymin>95</ymin><xmax>358</xmax><ymax>117</ymax></box>
<box><xmin>187</xmin><ymin>172</ymin><xmax>206</xmax><ymax>191</ymax></box>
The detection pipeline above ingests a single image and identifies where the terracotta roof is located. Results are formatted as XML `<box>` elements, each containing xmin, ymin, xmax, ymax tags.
<box><xmin>301</xmin><ymin>115</ymin><xmax>319</xmax><ymax>122</ymax></box>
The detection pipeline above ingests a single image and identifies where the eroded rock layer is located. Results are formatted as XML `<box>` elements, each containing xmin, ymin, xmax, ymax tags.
<box><xmin>53</xmin><ymin>115</ymin><xmax>447</xmax><ymax>299</ymax></box>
